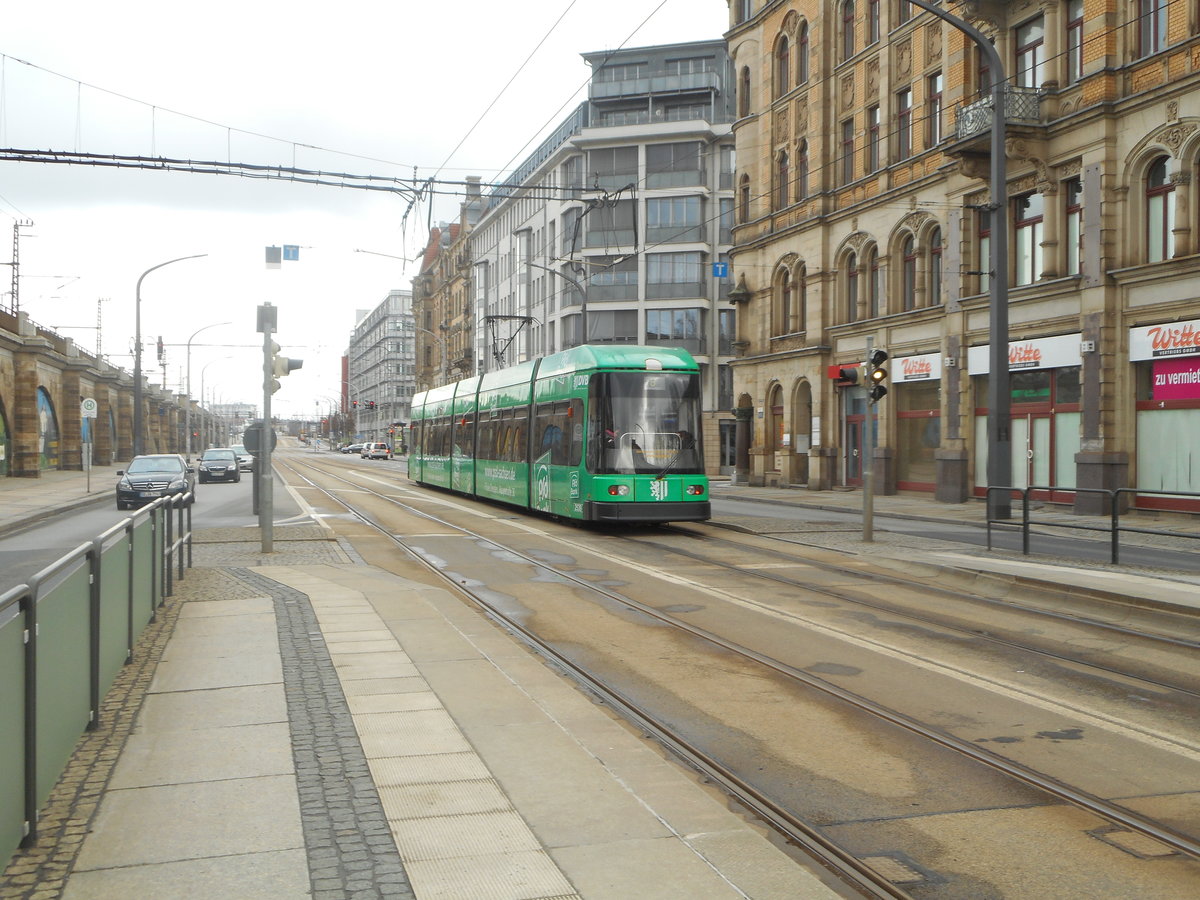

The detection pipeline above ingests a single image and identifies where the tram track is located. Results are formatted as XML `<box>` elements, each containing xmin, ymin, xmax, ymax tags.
<box><xmin>277</xmin><ymin>453</ymin><xmax>1200</xmax><ymax>894</ymax></box>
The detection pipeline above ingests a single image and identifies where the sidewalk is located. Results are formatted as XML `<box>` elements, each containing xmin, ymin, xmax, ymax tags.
<box><xmin>2</xmin><ymin>465</ymin><xmax>1198</xmax><ymax>899</ymax></box>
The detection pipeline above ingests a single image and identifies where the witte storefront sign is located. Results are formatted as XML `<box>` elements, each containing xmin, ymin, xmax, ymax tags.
<box><xmin>892</xmin><ymin>352</ymin><xmax>942</xmax><ymax>383</ymax></box>
<box><xmin>1129</xmin><ymin>318</ymin><xmax>1200</xmax><ymax>360</ymax></box>
<box><xmin>966</xmin><ymin>333</ymin><xmax>1083</xmax><ymax>374</ymax></box>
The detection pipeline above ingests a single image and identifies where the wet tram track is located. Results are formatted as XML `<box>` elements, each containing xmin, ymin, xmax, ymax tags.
<box><xmin>278</xmin><ymin>455</ymin><xmax>1200</xmax><ymax>897</ymax></box>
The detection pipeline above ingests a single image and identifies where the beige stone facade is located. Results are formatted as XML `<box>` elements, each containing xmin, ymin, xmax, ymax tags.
<box><xmin>726</xmin><ymin>0</ymin><xmax>1200</xmax><ymax>510</ymax></box>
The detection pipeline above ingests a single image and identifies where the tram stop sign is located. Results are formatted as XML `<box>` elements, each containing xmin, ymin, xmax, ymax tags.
<box><xmin>243</xmin><ymin>421</ymin><xmax>277</xmax><ymax>454</ymax></box>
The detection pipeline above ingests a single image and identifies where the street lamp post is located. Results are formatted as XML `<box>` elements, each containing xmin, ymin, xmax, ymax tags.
<box><xmin>908</xmin><ymin>0</ymin><xmax>1011</xmax><ymax>518</ymax></box>
<box><xmin>527</xmin><ymin>261</ymin><xmax>587</xmax><ymax>347</ymax></box>
<box><xmin>185</xmin><ymin>321</ymin><xmax>230</xmax><ymax>458</ymax></box>
<box><xmin>133</xmin><ymin>254</ymin><xmax>207</xmax><ymax>456</ymax></box>
<box><xmin>198</xmin><ymin>356</ymin><xmax>231</xmax><ymax>452</ymax></box>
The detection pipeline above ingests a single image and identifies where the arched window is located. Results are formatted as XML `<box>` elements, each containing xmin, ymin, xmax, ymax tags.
<box><xmin>846</xmin><ymin>252</ymin><xmax>859</xmax><ymax>322</ymax></box>
<box><xmin>777</xmin><ymin>151</ymin><xmax>790</xmax><ymax>209</ymax></box>
<box><xmin>778</xmin><ymin>269</ymin><xmax>792</xmax><ymax>335</ymax></box>
<box><xmin>775</xmin><ymin>35</ymin><xmax>791</xmax><ymax>97</ymax></box>
<box><xmin>866</xmin><ymin>247</ymin><xmax>881</xmax><ymax>317</ymax></box>
<box><xmin>842</xmin><ymin>0</ymin><xmax>856</xmax><ymax>61</ymax></box>
<box><xmin>739</xmin><ymin>67</ymin><xmax>751</xmax><ymax>118</ymax></box>
<box><xmin>928</xmin><ymin>227</ymin><xmax>943</xmax><ymax>304</ymax></box>
<box><xmin>1147</xmin><ymin>156</ymin><xmax>1175</xmax><ymax>262</ymax></box>
<box><xmin>798</xmin><ymin>22</ymin><xmax>810</xmax><ymax>83</ymax></box>
<box><xmin>797</xmin><ymin>263</ymin><xmax>808</xmax><ymax>332</ymax></box>
<box><xmin>796</xmin><ymin>140</ymin><xmax>809</xmax><ymax>200</ymax></box>
<box><xmin>738</xmin><ymin>174</ymin><xmax>751</xmax><ymax>223</ymax></box>
<box><xmin>901</xmin><ymin>235</ymin><xmax>917</xmax><ymax>310</ymax></box>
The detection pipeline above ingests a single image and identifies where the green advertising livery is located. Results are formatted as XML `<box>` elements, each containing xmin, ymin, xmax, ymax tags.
<box><xmin>409</xmin><ymin>344</ymin><xmax>710</xmax><ymax>523</ymax></box>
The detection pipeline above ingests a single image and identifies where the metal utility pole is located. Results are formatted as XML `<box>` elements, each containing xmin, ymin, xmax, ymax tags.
<box><xmin>908</xmin><ymin>0</ymin><xmax>1011</xmax><ymax>517</ymax></box>
<box><xmin>258</xmin><ymin>303</ymin><xmax>277</xmax><ymax>553</ymax></box>
<box><xmin>863</xmin><ymin>338</ymin><xmax>877</xmax><ymax>543</ymax></box>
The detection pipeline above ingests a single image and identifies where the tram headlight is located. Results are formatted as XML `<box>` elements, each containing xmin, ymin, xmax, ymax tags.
<box><xmin>686</xmin><ymin>484</ymin><xmax>706</xmax><ymax>496</ymax></box>
<box><xmin>607</xmin><ymin>484</ymin><xmax>631</xmax><ymax>496</ymax></box>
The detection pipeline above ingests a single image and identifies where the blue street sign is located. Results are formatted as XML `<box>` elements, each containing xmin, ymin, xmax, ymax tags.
<box><xmin>712</xmin><ymin>261</ymin><xmax>729</xmax><ymax>278</ymax></box>
<box><xmin>283</xmin><ymin>245</ymin><xmax>300</xmax><ymax>261</ymax></box>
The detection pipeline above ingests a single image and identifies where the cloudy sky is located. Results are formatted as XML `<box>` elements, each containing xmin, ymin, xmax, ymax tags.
<box><xmin>2</xmin><ymin>0</ymin><xmax>729</xmax><ymax>420</ymax></box>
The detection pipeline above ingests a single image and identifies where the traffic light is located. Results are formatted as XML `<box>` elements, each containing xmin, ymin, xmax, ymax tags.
<box><xmin>368</xmin><ymin>400</ymin><xmax>376</xmax><ymax>410</ymax></box>
<box><xmin>868</xmin><ymin>349</ymin><xmax>889</xmax><ymax>402</ymax></box>
<box><xmin>828</xmin><ymin>364</ymin><xmax>859</xmax><ymax>385</ymax></box>
<box><xmin>269</xmin><ymin>341</ymin><xmax>303</xmax><ymax>394</ymax></box>
<box><xmin>352</xmin><ymin>400</ymin><xmax>359</xmax><ymax>408</ymax></box>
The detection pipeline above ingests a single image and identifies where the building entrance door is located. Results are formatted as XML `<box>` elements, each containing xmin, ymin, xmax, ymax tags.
<box><xmin>845</xmin><ymin>414</ymin><xmax>864</xmax><ymax>486</ymax></box>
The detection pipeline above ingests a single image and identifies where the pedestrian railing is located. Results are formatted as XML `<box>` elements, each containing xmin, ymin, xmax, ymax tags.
<box><xmin>0</xmin><ymin>492</ymin><xmax>192</xmax><ymax>869</ymax></box>
<box><xmin>985</xmin><ymin>486</ymin><xmax>1200</xmax><ymax>564</ymax></box>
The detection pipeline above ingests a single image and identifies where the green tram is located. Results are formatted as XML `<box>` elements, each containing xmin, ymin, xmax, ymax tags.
<box><xmin>409</xmin><ymin>344</ymin><xmax>710</xmax><ymax>523</ymax></box>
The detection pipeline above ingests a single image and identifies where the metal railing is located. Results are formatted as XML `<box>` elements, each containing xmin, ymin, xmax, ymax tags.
<box><xmin>0</xmin><ymin>492</ymin><xmax>192</xmax><ymax>867</ymax></box>
<box><xmin>985</xmin><ymin>486</ymin><xmax>1200</xmax><ymax>564</ymax></box>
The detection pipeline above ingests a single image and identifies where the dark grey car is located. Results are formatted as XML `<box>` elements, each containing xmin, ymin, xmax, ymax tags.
<box><xmin>198</xmin><ymin>448</ymin><xmax>241</xmax><ymax>483</ymax></box>
<box><xmin>116</xmin><ymin>454</ymin><xmax>196</xmax><ymax>510</ymax></box>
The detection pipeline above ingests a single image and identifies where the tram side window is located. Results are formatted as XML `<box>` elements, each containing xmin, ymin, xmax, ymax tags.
<box><xmin>455</xmin><ymin>415</ymin><xmax>475</xmax><ymax>457</ymax></box>
<box><xmin>432</xmin><ymin>417</ymin><xmax>452</xmax><ymax>455</ymax></box>
<box><xmin>535</xmin><ymin>401</ymin><xmax>582</xmax><ymax>466</ymax></box>
<box><xmin>476</xmin><ymin>413</ymin><xmax>497</xmax><ymax>461</ymax></box>
<box><xmin>511</xmin><ymin>407</ymin><xmax>530</xmax><ymax>462</ymax></box>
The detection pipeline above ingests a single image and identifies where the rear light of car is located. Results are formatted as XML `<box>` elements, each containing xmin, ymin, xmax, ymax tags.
<box><xmin>686</xmin><ymin>484</ymin><xmax>705</xmax><ymax>496</ymax></box>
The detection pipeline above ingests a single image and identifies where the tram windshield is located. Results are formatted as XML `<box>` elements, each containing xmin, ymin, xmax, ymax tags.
<box><xmin>587</xmin><ymin>371</ymin><xmax>704</xmax><ymax>475</ymax></box>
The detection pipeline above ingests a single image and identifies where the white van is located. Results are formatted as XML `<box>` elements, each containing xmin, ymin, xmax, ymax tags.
<box><xmin>361</xmin><ymin>442</ymin><xmax>391</xmax><ymax>460</ymax></box>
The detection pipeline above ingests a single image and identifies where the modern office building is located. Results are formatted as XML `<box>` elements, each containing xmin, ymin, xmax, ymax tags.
<box><xmin>459</xmin><ymin>39</ymin><xmax>740</xmax><ymax>473</ymax></box>
<box><xmin>725</xmin><ymin>0</ymin><xmax>1200</xmax><ymax>511</ymax></box>
<box><xmin>345</xmin><ymin>290</ymin><xmax>415</xmax><ymax>446</ymax></box>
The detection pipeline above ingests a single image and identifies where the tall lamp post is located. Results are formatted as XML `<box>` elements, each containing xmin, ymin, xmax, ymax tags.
<box><xmin>198</xmin><ymin>356</ymin><xmax>231</xmax><ymax>452</ymax></box>
<box><xmin>133</xmin><ymin>254</ymin><xmax>207</xmax><ymax>456</ymax></box>
<box><xmin>185</xmin><ymin>321</ymin><xmax>230</xmax><ymax>458</ymax></box>
<box><xmin>907</xmin><ymin>0</ymin><xmax>1011</xmax><ymax>518</ymax></box>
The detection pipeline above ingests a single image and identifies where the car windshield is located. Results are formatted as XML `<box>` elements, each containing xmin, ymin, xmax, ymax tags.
<box><xmin>126</xmin><ymin>457</ymin><xmax>184</xmax><ymax>474</ymax></box>
<box><xmin>202</xmin><ymin>450</ymin><xmax>236</xmax><ymax>461</ymax></box>
<box><xmin>231</xmin><ymin>446</ymin><xmax>248</xmax><ymax>456</ymax></box>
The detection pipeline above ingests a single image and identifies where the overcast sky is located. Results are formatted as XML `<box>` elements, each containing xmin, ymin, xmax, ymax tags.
<box><xmin>2</xmin><ymin>0</ymin><xmax>729</xmax><ymax>421</ymax></box>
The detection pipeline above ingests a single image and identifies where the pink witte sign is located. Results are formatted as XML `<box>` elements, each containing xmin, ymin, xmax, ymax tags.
<box><xmin>1152</xmin><ymin>357</ymin><xmax>1200</xmax><ymax>401</ymax></box>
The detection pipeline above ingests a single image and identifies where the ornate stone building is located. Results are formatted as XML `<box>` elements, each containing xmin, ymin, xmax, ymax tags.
<box><xmin>726</xmin><ymin>0</ymin><xmax>1200</xmax><ymax>511</ymax></box>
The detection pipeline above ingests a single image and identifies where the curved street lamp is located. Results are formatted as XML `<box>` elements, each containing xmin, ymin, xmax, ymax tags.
<box><xmin>185</xmin><ymin>321</ymin><xmax>231</xmax><ymax>457</ymax></box>
<box><xmin>133</xmin><ymin>254</ymin><xmax>207</xmax><ymax>456</ymax></box>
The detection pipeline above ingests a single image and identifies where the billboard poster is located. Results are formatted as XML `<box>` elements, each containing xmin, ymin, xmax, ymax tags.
<box><xmin>1152</xmin><ymin>356</ymin><xmax>1200</xmax><ymax>401</ymax></box>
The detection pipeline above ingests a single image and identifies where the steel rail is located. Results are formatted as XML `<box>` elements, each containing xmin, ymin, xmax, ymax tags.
<box><xmin>280</xmin><ymin>455</ymin><xmax>1200</xmax><ymax>863</ymax></box>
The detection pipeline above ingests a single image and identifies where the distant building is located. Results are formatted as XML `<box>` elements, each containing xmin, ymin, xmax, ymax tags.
<box><xmin>346</xmin><ymin>290</ymin><xmax>415</xmax><ymax>445</ymax></box>
<box><xmin>450</xmin><ymin>39</ymin><xmax>738</xmax><ymax>473</ymax></box>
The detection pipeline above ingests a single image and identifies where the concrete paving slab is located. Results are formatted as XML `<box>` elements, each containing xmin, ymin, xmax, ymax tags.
<box><xmin>167</xmin><ymin>611</ymin><xmax>276</xmax><ymax>638</ymax></box>
<box><xmin>345</xmin><ymin>689</ymin><xmax>444</xmax><ymax>715</ymax></box>
<box><xmin>108</xmin><ymin>722</ymin><xmax>295</xmax><ymax>788</ymax></box>
<box><xmin>403</xmin><ymin>849</ymin><xmax>579</xmax><ymax>900</ymax></box>
<box><xmin>148</xmin><ymin>649</ymin><xmax>283</xmax><ymax>692</ymax></box>
<box><xmin>136</xmin><ymin>683</ymin><xmax>287</xmax><ymax>732</ymax></box>
<box><xmin>368</xmin><ymin>752</ymin><xmax>494</xmax><ymax>788</ymax></box>
<box><xmin>687</xmin><ymin>829</ymin><xmax>842</xmax><ymax>900</ymax></box>
<box><xmin>340</xmin><ymin>675</ymin><xmax>430</xmax><ymax>696</ymax></box>
<box><xmin>327</xmin><ymin>653</ymin><xmax>422</xmax><ymax>681</ymax></box>
<box><xmin>549</xmin><ymin>836</ymin><xmax>751</xmax><ymax>900</ymax></box>
<box><xmin>61</xmin><ymin>848</ymin><xmax>311</xmax><ymax>900</ymax></box>
<box><xmin>416</xmin><ymin>658</ymin><xmax>563</xmax><ymax>728</ymax></box>
<box><xmin>177</xmin><ymin>596</ymin><xmax>275</xmax><ymax>618</ymax></box>
<box><xmin>73</xmin><ymin>775</ymin><xmax>304</xmax><ymax>871</ymax></box>
<box><xmin>355</xmin><ymin>709</ymin><xmax>475</xmax><ymax>758</ymax></box>
<box><xmin>389</xmin><ymin>809</ymin><xmax>545</xmax><ymax>861</ymax></box>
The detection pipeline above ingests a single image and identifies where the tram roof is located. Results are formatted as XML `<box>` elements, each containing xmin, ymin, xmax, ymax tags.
<box><xmin>534</xmin><ymin>344</ymin><xmax>699</xmax><ymax>379</ymax></box>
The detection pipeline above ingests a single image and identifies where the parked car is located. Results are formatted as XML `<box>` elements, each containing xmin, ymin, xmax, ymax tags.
<box><xmin>116</xmin><ymin>454</ymin><xmax>196</xmax><ymax>510</ymax></box>
<box><xmin>197</xmin><ymin>448</ymin><xmax>241</xmax><ymax>483</ymax></box>
<box><xmin>342</xmin><ymin>442</ymin><xmax>365</xmax><ymax>454</ymax></box>
<box><xmin>230</xmin><ymin>444</ymin><xmax>254</xmax><ymax>472</ymax></box>
<box><xmin>361</xmin><ymin>442</ymin><xmax>391</xmax><ymax>459</ymax></box>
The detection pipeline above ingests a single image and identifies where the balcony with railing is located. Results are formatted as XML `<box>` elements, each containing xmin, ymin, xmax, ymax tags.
<box><xmin>948</xmin><ymin>86</ymin><xmax>1043</xmax><ymax>154</ymax></box>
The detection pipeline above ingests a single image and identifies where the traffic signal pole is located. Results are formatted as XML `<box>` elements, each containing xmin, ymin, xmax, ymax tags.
<box><xmin>863</xmin><ymin>337</ymin><xmax>876</xmax><ymax>543</ymax></box>
<box><xmin>259</xmin><ymin>309</ymin><xmax>275</xmax><ymax>553</ymax></box>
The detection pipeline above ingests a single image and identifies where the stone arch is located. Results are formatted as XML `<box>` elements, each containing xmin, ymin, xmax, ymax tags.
<box><xmin>791</xmin><ymin>378</ymin><xmax>813</xmax><ymax>484</ymax></box>
<box><xmin>36</xmin><ymin>386</ymin><xmax>61</xmax><ymax>470</ymax></box>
